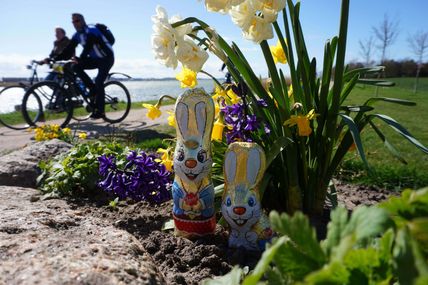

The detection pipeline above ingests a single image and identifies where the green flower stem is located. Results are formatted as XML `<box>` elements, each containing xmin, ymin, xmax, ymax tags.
<box><xmin>156</xmin><ymin>95</ymin><xmax>176</xmax><ymax>107</ymax></box>
<box><xmin>199</xmin><ymin>69</ymin><xmax>223</xmax><ymax>89</ymax></box>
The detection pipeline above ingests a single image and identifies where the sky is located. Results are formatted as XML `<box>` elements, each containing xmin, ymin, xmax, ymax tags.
<box><xmin>1</xmin><ymin>0</ymin><xmax>427</xmax><ymax>79</ymax></box>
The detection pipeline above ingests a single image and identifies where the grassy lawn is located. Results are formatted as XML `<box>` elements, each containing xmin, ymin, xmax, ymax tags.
<box><xmin>339</xmin><ymin>77</ymin><xmax>428</xmax><ymax>189</ymax></box>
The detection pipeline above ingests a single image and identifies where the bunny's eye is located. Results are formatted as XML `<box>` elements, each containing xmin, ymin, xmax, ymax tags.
<box><xmin>226</xmin><ymin>197</ymin><xmax>231</xmax><ymax>207</ymax></box>
<box><xmin>248</xmin><ymin>197</ymin><xmax>255</xmax><ymax>207</ymax></box>
<box><xmin>177</xmin><ymin>149</ymin><xmax>185</xmax><ymax>161</ymax></box>
<box><xmin>197</xmin><ymin>149</ymin><xmax>207</xmax><ymax>163</ymax></box>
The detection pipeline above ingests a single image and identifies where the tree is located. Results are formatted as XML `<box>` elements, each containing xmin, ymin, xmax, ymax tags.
<box><xmin>359</xmin><ymin>36</ymin><xmax>375</xmax><ymax>66</ymax></box>
<box><xmin>408</xmin><ymin>30</ymin><xmax>428</xmax><ymax>93</ymax></box>
<box><xmin>372</xmin><ymin>14</ymin><xmax>399</xmax><ymax>63</ymax></box>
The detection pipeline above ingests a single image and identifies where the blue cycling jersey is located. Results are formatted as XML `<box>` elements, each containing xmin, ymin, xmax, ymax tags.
<box><xmin>71</xmin><ymin>25</ymin><xmax>113</xmax><ymax>59</ymax></box>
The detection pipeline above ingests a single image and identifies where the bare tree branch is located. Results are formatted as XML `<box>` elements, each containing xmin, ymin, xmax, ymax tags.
<box><xmin>359</xmin><ymin>36</ymin><xmax>374</xmax><ymax>66</ymax></box>
<box><xmin>407</xmin><ymin>30</ymin><xmax>428</xmax><ymax>93</ymax></box>
<box><xmin>372</xmin><ymin>14</ymin><xmax>399</xmax><ymax>63</ymax></box>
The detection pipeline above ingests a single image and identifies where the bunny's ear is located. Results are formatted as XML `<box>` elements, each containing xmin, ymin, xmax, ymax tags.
<box><xmin>247</xmin><ymin>148</ymin><xmax>262</xmax><ymax>186</ymax></box>
<box><xmin>176</xmin><ymin>102</ymin><xmax>189</xmax><ymax>138</ymax></box>
<box><xmin>195</xmin><ymin>101</ymin><xmax>207</xmax><ymax>136</ymax></box>
<box><xmin>224</xmin><ymin>150</ymin><xmax>237</xmax><ymax>184</ymax></box>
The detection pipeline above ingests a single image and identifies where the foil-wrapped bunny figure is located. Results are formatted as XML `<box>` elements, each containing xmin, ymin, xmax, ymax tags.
<box><xmin>222</xmin><ymin>142</ymin><xmax>273</xmax><ymax>250</ymax></box>
<box><xmin>172</xmin><ymin>88</ymin><xmax>216</xmax><ymax>238</ymax></box>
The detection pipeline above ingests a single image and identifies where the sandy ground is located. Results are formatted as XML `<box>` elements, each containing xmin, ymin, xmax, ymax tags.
<box><xmin>0</xmin><ymin>105</ymin><xmax>174</xmax><ymax>154</ymax></box>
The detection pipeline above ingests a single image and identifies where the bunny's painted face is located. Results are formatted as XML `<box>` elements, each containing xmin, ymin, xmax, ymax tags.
<box><xmin>222</xmin><ymin>186</ymin><xmax>261</xmax><ymax>229</ymax></box>
<box><xmin>174</xmin><ymin>140</ymin><xmax>212</xmax><ymax>184</ymax></box>
<box><xmin>174</xmin><ymin>92</ymin><xmax>214</xmax><ymax>185</ymax></box>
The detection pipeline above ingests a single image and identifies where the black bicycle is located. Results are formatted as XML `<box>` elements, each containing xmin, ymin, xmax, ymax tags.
<box><xmin>21</xmin><ymin>61</ymin><xmax>132</xmax><ymax>128</ymax></box>
<box><xmin>0</xmin><ymin>60</ymin><xmax>44</xmax><ymax>130</ymax></box>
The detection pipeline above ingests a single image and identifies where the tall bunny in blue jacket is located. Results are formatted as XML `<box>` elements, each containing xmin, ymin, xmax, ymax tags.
<box><xmin>172</xmin><ymin>88</ymin><xmax>216</xmax><ymax>238</ymax></box>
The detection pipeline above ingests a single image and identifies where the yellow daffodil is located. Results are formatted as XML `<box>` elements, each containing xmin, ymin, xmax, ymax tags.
<box><xmin>157</xmin><ymin>148</ymin><xmax>174</xmax><ymax>172</ymax></box>
<box><xmin>214</xmin><ymin>102</ymin><xmax>220</xmax><ymax>118</ymax></box>
<box><xmin>270</xmin><ymin>40</ymin><xmax>287</xmax><ymax>64</ymax></box>
<box><xmin>284</xmin><ymin>109</ymin><xmax>318</xmax><ymax>136</ymax></box>
<box><xmin>227</xmin><ymin>89</ymin><xmax>240</xmax><ymax>104</ymax></box>
<box><xmin>78</xmin><ymin>132</ymin><xmax>87</xmax><ymax>140</ymax></box>
<box><xmin>212</xmin><ymin>84</ymin><xmax>227</xmax><ymax>101</ymax></box>
<box><xmin>176</xmin><ymin>67</ymin><xmax>198</xmax><ymax>88</ymax></box>
<box><xmin>211</xmin><ymin>117</ymin><xmax>225</xmax><ymax>141</ymax></box>
<box><xmin>63</xmin><ymin>128</ymin><xmax>71</xmax><ymax>135</ymax></box>
<box><xmin>167</xmin><ymin>111</ymin><xmax>176</xmax><ymax>127</ymax></box>
<box><xmin>142</xmin><ymin>103</ymin><xmax>162</xmax><ymax>120</ymax></box>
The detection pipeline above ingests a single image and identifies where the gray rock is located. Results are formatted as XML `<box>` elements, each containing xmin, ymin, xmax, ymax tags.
<box><xmin>0</xmin><ymin>139</ymin><xmax>72</xmax><ymax>187</ymax></box>
<box><xmin>0</xmin><ymin>186</ymin><xmax>165</xmax><ymax>285</ymax></box>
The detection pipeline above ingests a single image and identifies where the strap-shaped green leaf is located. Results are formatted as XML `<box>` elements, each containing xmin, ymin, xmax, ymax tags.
<box><xmin>242</xmin><ymin>236</ymin><xmax>289</xmax><ymax>285</ymax></box>
<box><xmin>368</xmin><ymin>120</ymin><xmax>407</xmax><ymax>164</ymax></box>
<box><xmin>338</xmin><ymin>113</ymin><xmax>370</xmax><ymax>170</ymax></box>
<box><xmin>343</xmin><ymin>66</ymin><xmax>384</xmax><ymax>82</ymax></box>
<box><xmin>364</xmin><ymin>97</ymin><xmax>416</xmax><ymax>106</ymax></box>
<box><xmin>358</xmin><ymin>79</ymin><xmax>395</xmax><ymax>86</ymax></box>
<box><xmin>266</xmin><ymin>136</ymin><xmax>294</xmax><ymax>168</ymax></box>
<box><xmin>369</xmin><ymin>114</ymin><xmax>428</xmax><ymax>154</ymax></box>
<box><xmin>339</xmin><ymin>105</ymin><xmax>374</xmax><ymax>112</ymax></box>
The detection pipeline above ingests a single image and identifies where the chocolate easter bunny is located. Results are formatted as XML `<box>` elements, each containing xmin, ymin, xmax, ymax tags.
<box><xmin>172</xmin><ymin>88</ymin><xmax>216</xmax><ymax>238</ymax></box>
<box><xmin>222</xmin><ymin>142</ymin><xmax>273</xmax><ymax>250</ymax></box>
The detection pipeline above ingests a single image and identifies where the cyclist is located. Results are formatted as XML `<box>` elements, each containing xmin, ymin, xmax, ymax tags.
<box><xmin>38</xmin><ymin>27</ymin><xmax>71</xmax><ymax>81</ymax></box>
<box><xmin>54</xmin><ymin>13</ymin><xmax>114</xmax><ymax>119</ymax></box>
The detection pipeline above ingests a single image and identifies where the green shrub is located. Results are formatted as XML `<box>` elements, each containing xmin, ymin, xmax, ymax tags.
<box><xmin>37</xmin><ymin>141</ymin><xmax>127</xmax><ymax>198</ymax></box>
<box><xmin>204</xmin><ymin>188</ymin><xmax>428</xmax><ymax>284</ymax></box>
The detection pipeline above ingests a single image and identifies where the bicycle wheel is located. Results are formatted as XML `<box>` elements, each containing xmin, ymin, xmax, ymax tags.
<box><xmin>22</xmin><ymin>81</ymin><xmax>73</xmax><ymax>128</ymax></box>
<box><xmin>0</xmin><ymin>85</ymin><xmax>36</xmax><ymax>130</ymax></box>
<box><xmin>103</xmin><ymin>80</ymin><xmax>131</xmax><ymax>124</ymax></box>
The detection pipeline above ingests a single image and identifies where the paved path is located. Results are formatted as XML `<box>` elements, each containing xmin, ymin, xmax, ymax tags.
<box><xmin>0</xmin><ymin>105</ymin><xmax>174</xmax><ymax>154</ymax></box>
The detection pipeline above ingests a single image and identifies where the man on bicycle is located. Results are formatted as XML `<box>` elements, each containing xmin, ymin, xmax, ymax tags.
<box><xmin>55</xmin><ymin>13</ymin><xmax>114</xmax><ymax>119</ymax></box>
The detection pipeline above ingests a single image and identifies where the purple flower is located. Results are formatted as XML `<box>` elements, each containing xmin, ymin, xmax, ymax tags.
<box><xmin>244</xmin><ymin>114</ymin><xmax>259</xmax><ymax>131</ymax></box>
<box><xmin>257</xmin><ymin>99</ymin><xmax>268</xmax><ymax>107</ymax></box>
<box><xmin>97</xmin><ymin>150</ymin><xmax>172</xmax><ymax>204</ymax></box>
<box><xmin>98</xmin><ymin>155</ymin><xmax>116</xmax><ymax>176</ymax></box>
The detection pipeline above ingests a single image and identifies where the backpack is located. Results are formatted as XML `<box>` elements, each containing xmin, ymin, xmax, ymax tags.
<box><xmin>95</xmin><ymin>23</ymin><xmax>115</xmax><ymax>45</ymax></box>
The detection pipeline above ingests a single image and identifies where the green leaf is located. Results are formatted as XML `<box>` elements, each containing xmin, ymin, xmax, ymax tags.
<box><xmin>270</xmin><ymin>211</ymin><xmax>326</xmax><ymax>265</ymax></box>
<box><xmin>342</xmin><ymin>206</ymin><xmax>392</xmax><ymax>243</ymax></box>
<box><xmin>265</xmin><ymin>136</ymin><xmax>293</xmax><ymax>168</ymax></box>
<box><xmin>303</xmin><ymin>261</ymin><xmax>350</xmax><ymax>284</ymax></box>
<box><xmin>321</xmin><ymin>207</ymin><xmax>349</xmax><ymax>257</ymax></box>
<box><xmin>202</xmin><ymin>266</ymin><xmax>243</xmax><ymax>285</ymax></box>
<box><xmin>357</xmin><ymin>79</ymin><xmax>395</xmax><ymax>86</ymax></box>
<box><xmin>338</xmin><ymin>114</ymin><xmax>370</xmax><ymax>171</ymax></box>
<box><xmin>364</xmin><ymin>97</ymin><xmax>416</xmax><ymax>107</ymax></box>
<box><xmin>344</xmin><ymin>248</ymin><xmax>380</xmax><ymax>276</ymax></box>
<box><xmin>243</xmin><ymin>236</ymin><xmax>289</xmax><ymax>285</ymax></box>
<box><xmin>368</xmin><ymin>119</ymin><xmax>407</xmax><ymax>165</ymax></box>
<box><xmin>343</xmin><ymin>66</ymin><xmax>384</xmax><ymax>82</ymax></box>
<box><xmin>393</xmin><ymin>228</ymin><xmax>420</xmax><ymax>285</ymax></box>
<box><xmin>339</xmin><ymin>105</ymin><xmax>374</xmax><ymax>113</ymax></box>
<box><xmin>369</xmin><ymin>114</ymin><xmax>428</xmax><ymax>154</ymax></box>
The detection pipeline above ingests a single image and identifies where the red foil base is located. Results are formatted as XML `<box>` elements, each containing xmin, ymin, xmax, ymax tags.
<box><xmin>173</xmin><ymin>214</ymin><xmax>216</xmax><ymax>238</ymax></box>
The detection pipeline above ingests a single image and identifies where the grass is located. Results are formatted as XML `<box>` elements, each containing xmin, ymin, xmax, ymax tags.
<box><xmin>338</xmin><ymin>77</ymin><xmax>428</xmax><ymax>189</ymax></box>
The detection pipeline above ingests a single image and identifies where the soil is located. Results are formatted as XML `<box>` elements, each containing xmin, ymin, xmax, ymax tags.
<box><xmin>65</xmin><ymin>180</ymin><xmax>397</xmax><ymax>285</ymax></box>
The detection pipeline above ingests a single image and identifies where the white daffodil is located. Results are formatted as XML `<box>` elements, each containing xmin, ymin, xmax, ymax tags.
<box><xmin>229</xmin><ymin>0</ymin><xmax>258</xmax><ymax>31</ymax></box>
<box><xmin>255</xmin><ymin>0</ymin><xmax>286</xmax><ymax>12</ymax></box>
<box><xmin>176</xmin><ymin>38</ymin><xmax>209</xmax><ymax>72</ymax></box>
<box><xmin>243</xmin><ymin>16</ymin><xmax>274</xmax><ymax>43</ymax></box>
<box><xmin>152</xmin><ymin>6</ymin><xmax>179</xmax><ymax>68</ymax></box>
<box><xmin>170</xmin><ymin>15</ymin><xmax>193</xmax><ymax>40</ymax></box>
<box><xmin>205</xmin><ymin>0</ymin><xmax>246</xmax><ymax>14</ymax></box>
